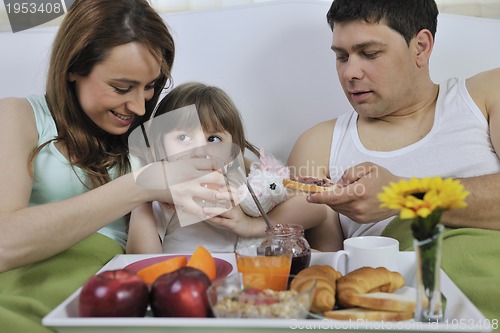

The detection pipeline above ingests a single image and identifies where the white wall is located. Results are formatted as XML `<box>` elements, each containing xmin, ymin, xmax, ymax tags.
<box><xmin>162</xmin><ymin>1</ymin><xmax>345</xmax><ymax>161</ymax></box>
<box><xmin>430</xmin><ymin>13</ymin><xmax>500</xmax><ymax>82</ymax></box>
<box><xmin>1</xmin><ymin>0</ymin><xmax>500</xmax><ymax>33</ymax></box>
<box><xmin>0</xmin><ymin>1</ymin><xmax>499</xmax><ymax>161</ymax></box>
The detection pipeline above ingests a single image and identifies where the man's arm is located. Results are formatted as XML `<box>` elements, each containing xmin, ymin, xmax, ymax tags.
<box><xmin>287</xmin><ymin>119</ymin><xmax>335</xmax><ymax>179</ymax></box>
<box><xmin>443</xmin><ymin>173</ymin><xmax>500</xmax><ymax>230</ymax></box>
<box><xmin>286</xmin><ymin>119</ymin><xmax>346</xmax><ymax>249</ymax></box>
<box><xmin>445</xmin><ymin>68</ymin><xmax>500</xmax><ymax>230</ymax></box>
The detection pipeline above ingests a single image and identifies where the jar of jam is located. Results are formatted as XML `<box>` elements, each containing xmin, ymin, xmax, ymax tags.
<box><xmin>259</xmin><ymin>224</ymin><xmax>311</xmax><ymax>276</ymax></box>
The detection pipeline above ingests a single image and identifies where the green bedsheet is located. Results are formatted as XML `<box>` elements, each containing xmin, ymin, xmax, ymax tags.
<box><xmin>1</xmin><ymin>225</ymin><xmax>498</xmax><ymax>333</ymax></box>
<box><xmin>0</xmin><ymin>233</ymin><xmax>123</xmax><ymax>333</ymax></box>
<box><xmin>382</xmin><ymin>219</ymin><xmax>500</xmax><ymax>330</ymax></box>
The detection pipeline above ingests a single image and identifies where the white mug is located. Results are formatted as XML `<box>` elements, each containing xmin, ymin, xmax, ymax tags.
<box><xmin>332</xmin><ymin>236</ymin><xmax>399</xmax><ymax>274</ymax></box>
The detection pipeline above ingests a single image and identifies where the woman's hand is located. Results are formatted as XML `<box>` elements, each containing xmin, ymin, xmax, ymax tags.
<box><xmin>134</xmin><ymin>158</ymin><xmax>231</xmax><ymax>218</ymax></box>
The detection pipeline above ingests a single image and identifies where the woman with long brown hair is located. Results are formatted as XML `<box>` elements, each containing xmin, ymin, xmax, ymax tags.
<box><xmin>0</xmin><ymin>1</ymin><xmax>229</xmax><ymax>329</ymax></box>
<box><xmin>0</xmin><ymin>0</ymin><xmax>179</xmax><ymax>271</ymax></box>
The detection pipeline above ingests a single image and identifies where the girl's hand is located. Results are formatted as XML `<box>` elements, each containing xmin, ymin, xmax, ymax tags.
<box><xmin>204</xmin><ymin>204</ymin><xmax>266</xmax><ymax>238</ymax></box>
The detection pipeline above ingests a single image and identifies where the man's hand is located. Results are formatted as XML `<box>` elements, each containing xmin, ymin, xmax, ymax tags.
<box><xmin>306</xmin><ymin>162</ymin><xmax>401</xmax><ymax>223</ymax></box>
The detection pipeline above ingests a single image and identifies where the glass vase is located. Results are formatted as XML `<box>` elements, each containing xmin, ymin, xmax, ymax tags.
<box><xmin>414</xmin><ymin>223</ymin><xmax>445</xmax><ymax>322</ymax></box>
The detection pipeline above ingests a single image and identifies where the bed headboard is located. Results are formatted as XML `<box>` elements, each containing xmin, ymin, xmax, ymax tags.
<box><xmin>1</xmin><ymin>0</ymin><xmax>499</xmax><ymax>162</ymax></box>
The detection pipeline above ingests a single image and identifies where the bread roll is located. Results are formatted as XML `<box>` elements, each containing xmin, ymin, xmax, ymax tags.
<box><xmin>283</xmin><ymin>177</ymin><xmax>336</xmax><ymax>193</ymax></box>
<box><xmin>324</xmin><ymin>308</ymin><xmax>413</xmax><ymax>321</ymax></box>
<box><xmin>290</xmin><ymin>265</ymin><xmax>342</xmax><ymax>312</ymax></box>
<box><xmin>339</xmin><ymin>291</ymin><xmax>416</xmax><ymax>312</ymax></box>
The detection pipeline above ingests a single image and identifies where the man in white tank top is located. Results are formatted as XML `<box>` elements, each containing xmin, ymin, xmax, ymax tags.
<box><xmin>288</xmin><ymin>0</ymin><xmax>500</xmax><ymax>240</ymax></box>
<box><xmin>289</xmin><ymin>2</ymin><xmax>500</xmax><ymax>320</ymax></box>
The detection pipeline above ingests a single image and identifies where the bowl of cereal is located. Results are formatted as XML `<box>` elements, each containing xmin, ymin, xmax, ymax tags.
<box><xmin>206</xmin><ymin>273</ymin><xmax>316</xmax><ymax>319</ymax></box>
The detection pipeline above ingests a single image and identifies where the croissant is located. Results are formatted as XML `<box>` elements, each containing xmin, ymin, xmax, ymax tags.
<box><xmin>290</xmin><ymin>265</ymin><xmax>342</xmax><ymax>312</ymax></box>
<box><xmin>336</xmin><ymin>267</ymin><xmax>405</xmax><ymax>309</ymax></box>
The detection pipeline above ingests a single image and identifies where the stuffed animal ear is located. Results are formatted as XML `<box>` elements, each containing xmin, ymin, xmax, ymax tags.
<box><xmin>259</xmin><ymin>148</ymin><xmax>287</xmax><ymax>172</ymax></box>
<box><xmin>241</xmin><ymin>149</ymin><xmax>290</xmax><ymax>217</ymax></box>
<box><xmin>259</xmin><ymin>149</ymin><xmax>290</xmax><ymax>179</ymax></box>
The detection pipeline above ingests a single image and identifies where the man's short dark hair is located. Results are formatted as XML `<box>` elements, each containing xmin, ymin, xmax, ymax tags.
<box><xmin>326</xmin><ymin>0</ymin><xmax>439</xmax><ymax>45</ymax></box>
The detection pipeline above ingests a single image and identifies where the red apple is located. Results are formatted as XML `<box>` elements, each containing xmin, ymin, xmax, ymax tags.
<box><xmin>150</xmin><ymin>266</ymin><xmax>212</xmax><ymax>317</ymax></box>
<box><xmin>79</xmin><ymin>269</ymin><xmax>149</xmax><ymax>317</ymax></box>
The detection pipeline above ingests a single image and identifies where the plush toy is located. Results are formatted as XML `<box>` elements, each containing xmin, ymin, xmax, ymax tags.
<box><xmin>238</xmin><ymin>149</ymin><xmax>290</xmax><ymax>217</ymax></box>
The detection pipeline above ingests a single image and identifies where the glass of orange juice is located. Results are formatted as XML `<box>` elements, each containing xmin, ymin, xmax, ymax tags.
<box><xmin>234</xmin><ymin>237</ymin><xmax>292</xmax><ymax>291</ymax></box>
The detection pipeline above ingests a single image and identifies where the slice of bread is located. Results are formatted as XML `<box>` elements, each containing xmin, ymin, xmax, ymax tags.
<box><xmin>341</xmin><ymin>291</ymin><xmax>416</xmax><ymax>312</ymax></box>
<box><xmin>324</xmin><ymin>308</ymin><xmax>413</xmax><ymax>321</ymax></box>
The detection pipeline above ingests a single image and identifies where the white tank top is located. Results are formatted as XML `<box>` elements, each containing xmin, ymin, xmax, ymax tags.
<box><xmin>329</xmin><ymin>78</ymin><xmax>500</xmax><ymax>238</ymax></box>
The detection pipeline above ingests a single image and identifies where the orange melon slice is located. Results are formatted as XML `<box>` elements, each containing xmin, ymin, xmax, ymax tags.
<box><xmin>186</xmin><ymin>246</ymin><xmax>217</xmax><ymax>281</ymax></box>
<box><xmin>136</xmin><ymin>255</ymin><xmax>187</xmax><ymax>284</ymax></box>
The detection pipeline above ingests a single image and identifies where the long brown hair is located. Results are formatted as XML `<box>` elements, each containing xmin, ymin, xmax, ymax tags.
<box><xmin>41</xmin><ymin>0</ymin><xmax>175</xmax><ymax>188</ymax></box>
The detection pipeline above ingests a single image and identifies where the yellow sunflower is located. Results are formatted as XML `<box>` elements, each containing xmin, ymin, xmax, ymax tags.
<box><xmin>378</xmin><ymin>176</ymin><xmax>469</xmax><ymax>220</ymax></box>
<box><xmin>379</xmin><ymin>176</ymin><xmax>469</xmax><ymax>241</ymax></box>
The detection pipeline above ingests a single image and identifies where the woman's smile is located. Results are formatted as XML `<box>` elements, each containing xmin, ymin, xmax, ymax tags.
<box><xmin>110</xmin><ymin>110</ymin><xmax>134</xmax><ymax>125</ymax></box>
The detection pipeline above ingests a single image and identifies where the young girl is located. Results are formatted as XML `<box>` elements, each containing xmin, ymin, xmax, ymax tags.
<box><xmin>127</xmin><ymin>82</ymin><xmax>342</xmax><ymax>253</ymax></box>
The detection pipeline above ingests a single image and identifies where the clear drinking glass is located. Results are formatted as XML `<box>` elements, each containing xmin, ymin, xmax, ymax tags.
<box><xmin>234</xmin><ymin>236</ymin><xmax>292</xmax><ymax>291</ymax></box>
